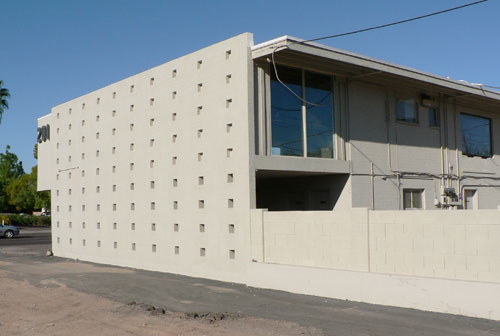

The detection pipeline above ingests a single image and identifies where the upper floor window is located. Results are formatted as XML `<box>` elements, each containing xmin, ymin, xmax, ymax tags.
<box><xmin>396</xmin><ymin>99</ymin><xmax>418</xmax><ymax>124</ymax></box>
<box><xmin>429</xmin><ymin>107</ymin><xmax>440</xmax><ymax>128</ymax></box>
<box><xmin>461</xmin><ymin>113</ymin><xmax>492</xmax><ymax>158</ymax></box>
<box><xmin>270</xmin><ymin>65</ymin><xmax>334</xmax><ymax>158</ymax></box>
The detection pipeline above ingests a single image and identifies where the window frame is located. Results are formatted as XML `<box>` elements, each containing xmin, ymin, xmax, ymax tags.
<box><xmin>403</xmin><ymin>189</ymin><xmax>424</xmax><ymax>210</ymax></box>
<box><xmin>460</xmin><ymin>113</ymin><xmax>492</xmax><ymax>158</ymax></box>
<box><xmin>396</xmin><ymin>98</ymin><xmax>419</xmax><ymax>125</ymax></box>
<box><xmin>268</xmin><ymin>64</ymin><xmax>337</xmax><ymax>159</ymax></box>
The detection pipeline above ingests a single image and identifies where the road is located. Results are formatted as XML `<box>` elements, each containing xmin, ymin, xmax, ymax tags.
<box><xmin>0</xmin><ymin>227</ymin><xmax>499</xmax><ymax>336</ymax></box>
<box><xmin>0</xmin><ymin>227</ymin><xmax>51</xmax><ymax>246</ymax></box>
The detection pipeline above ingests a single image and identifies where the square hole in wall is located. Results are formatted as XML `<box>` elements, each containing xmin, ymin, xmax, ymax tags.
<box><xmin>97</xmin><ymin>240</ymin><xmax>101</xmax><ymax>248</ymax></box>
<box><xmin>174</xmin><ymin>223</ymin><xmax>179</xmax><ymax>232</ymax></box>
<box><xmin>173</xmin><ymin>178</ymin><xmax>178</xmax><ymax>187</ymax></box>
<box><xmin>172</xmin><ymin>69</ymin><xmax>177</xmax><ymax>78</ymax></box>
<box><xmin>83</xmin><ymin>239</ymin><xmax>86</xmax><ymax>246</ymax></box>
<box><xmin>197</xmin><ymin>153</ymin><xmax>203</xmax><ymax>162</ymax></box>
<box><xmin>197</xmin><ymin>106</ymin><xmax>202</xmax><ymax>115</ymax></box>
<box><xmin>175</xmin><ymin>246</ymin><xmax>179</xmax><ymax>254</ymax></box>
<box><xmin>151</xmin><ymin>223</ymin><xmax>156</xmax><ymax>231</ymax></box>
<box><xmin>130</xmin><ymin>85</ymin><xmax>134</xmax><ymax>93</ymax></box>
<box><xmin>172</xmin><ymin>113</ymin><xmax>177</xmax><ymax>121</ymax></box>
<box><xmin>227</xmin><ymin>173</ymin><xmax>233</xmax><ymax>183</ymax></box>
<box><xmin>197</xmin><ymin>83</ymin><xmax>202</xmax><ymax>92</ymax></box>
<box><xmin>114</xmin><ymin>242</ymin><xmax>117</xmax><ymax>249</ymax></box>
<box><xmin>113</xmin><ymin>222</ymin><xmax>117</xmax><ymax>230</ymax></box>
<box><xmin>226</xmin><ymin>98</ymin><xmax>232</xmax><ymax>108</ymax></box>
<box><xmin>197</xmin><ymin>129</ymin><xmax>203</xmax><ymax>138</ymax></box>
<box><xmin>132</xmin><ymin>243</ymin><xmax>136</xmax><ymax>251</ymax></box>
<box><xmin>200</xmin><ymin>248</ymin><xmax>206</xmax><ymax>256</ymax></box>
<box><xmin>152</xmin><ymin>244</ymin><xmax>157</xmax><ymax>253</ymax></box>
<box><xmin>131</xmin><ymin>223</ymin><xmax>136</xmax><ymax>230</ymax></box>
<box><xmin>150</xmin><ymin>98</ymin><xmax>154</xmax><ymax>106</ymax></box>
<box><xmin>173</xmin><ymin>201</ymin><xmax>178</xmax><ymax>210</ymax></box>
<box><xmin>97</xmin><ymin>222</ymin><xmax>101</xmax><ymax>229</ymax></box>
<box><xmin>229</xmin><ymin>250</ymin><xmax>235</xmax><ymax>259</ymax></box>
<box><xmin>229</xmin><ymin>224</ymin><xmax>235</xmax><ymax>233</ymax></box>
<box><xmin>226</xmin><ymin>74</ymin><xmax>232</xmax><ymax>84</ymax></box>
<box><xmin>228</xmin><ymin>199</ymin><xmax>234</xmax><ymax>208</ymax></box>
<box><xmin>197</xmin><ymin>60</ymin><xmax>202</xmax><ymax>69</ymax></box>
<box><xmin>150</xmin><ymin>77</ymin><xmax>155</xmax><ymax>85</ymax></box>
<box><xmin>198</xmin><ymin>200</ymin><xmax>205</xmax><ymax>209</ymax></box>
<box><xmin>199</xmin><ymin>224</ymin><xmax>205</xmax><ymax>232</ymax></box>
<box><xmin>198</xmin><ymin>176</ymin><xmax>204</xmax><ymax>185</ymax></box>
<box><xmin>226</xmin><ymin>123</ymin><xmax>232</xmax><ymax>133</ymax></box>
<box><xmin>227</xmin><ymin>148</ymin><xmax>233</xmax><ymax>158</ymax></box>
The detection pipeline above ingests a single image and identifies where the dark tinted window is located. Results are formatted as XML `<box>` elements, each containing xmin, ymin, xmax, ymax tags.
<box><xmin>461</xmin><ymin>113</ymin><xmax>491</xmax><ymax>157</ymax></box>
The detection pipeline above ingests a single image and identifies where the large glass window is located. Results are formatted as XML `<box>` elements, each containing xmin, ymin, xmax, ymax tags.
<box><xmin>305</xmin><ymin>72</ymin><xmax>334</xmax><ymax>158</ymax></box>
<box><xmin>270</xmin><ymin>65</ymin><xmax>335</xmax><ymax>158</ymax></box>
<box><xmin>270</xmin><ymin>66</ymin><xmax>303</xmax><ymax>156</ymax></box>
<box><xmin>460</xmin><ymin>113</ymin><xmax>492</xmax><ymax>158</ymax></box>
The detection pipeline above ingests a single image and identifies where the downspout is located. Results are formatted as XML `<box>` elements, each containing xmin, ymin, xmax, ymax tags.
<box><xmin>454</xmin><ymin>98</ymin><xmax>462</xmax><ymax>202</ymax></box>
<box><xmin>439</xmin><ymin>94</ymin><xmax>446</xmax><ymax>206</ymax></box>
<box><xmin>385</xmin><ymin>89</ymin><xmax>401</xmax><ymax>209</ymax></box>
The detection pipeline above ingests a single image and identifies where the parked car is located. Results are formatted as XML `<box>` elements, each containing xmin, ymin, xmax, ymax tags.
<box><xmin>0</xmin><ymin>224</ymin><xmax>20</xmax><ymax>238</ymax></box>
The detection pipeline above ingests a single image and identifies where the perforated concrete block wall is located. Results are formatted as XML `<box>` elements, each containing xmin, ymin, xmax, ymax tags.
<box><xmin>39</xmin><ymin>33</ymin><xmax>254</xmax><ymax>283</ymax></box>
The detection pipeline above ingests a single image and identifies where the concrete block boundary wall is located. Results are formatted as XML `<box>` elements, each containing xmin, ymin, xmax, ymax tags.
<box><xmin>249</xmin><ymin>209</ymin><xmax>500</xmax><ymax>320</ymax></box>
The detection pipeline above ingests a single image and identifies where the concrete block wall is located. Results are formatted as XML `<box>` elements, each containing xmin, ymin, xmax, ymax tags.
<box><xmin>251</xmin><ymin>209</ymin><xmax>500</xmax><ymax>283</ymax></box>
<box><xmin>38</xmin><ymin>33</ymin><xmax>255</xmax><ymax>283</ymax></box>
<box><xmin>369</xmin><ymin>210</ymin><xmax>500</xmax><ymax>282</ymax></box>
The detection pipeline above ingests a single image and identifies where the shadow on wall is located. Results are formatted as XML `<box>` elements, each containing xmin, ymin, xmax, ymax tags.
<box><xmin>256</xmin><ymin>172</ymin><xmax>349</xmax><ymax>211</ymax></box>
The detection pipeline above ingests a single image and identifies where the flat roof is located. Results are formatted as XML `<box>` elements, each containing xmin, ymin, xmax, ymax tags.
<box><xmin>252</xmin><ymin>35</ymin><xmax>500</xmax><ymax>103</ymax></box>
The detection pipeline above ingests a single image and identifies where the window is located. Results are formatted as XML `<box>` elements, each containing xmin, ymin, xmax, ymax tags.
<box><xmin>403</xmin><ymin>189</ymin><xmax>424</xmax><ymax>210</ymax></box>
<box><xmin>464</xmin><ymin>189</ymin><xmax>478</xmax><ymax>210</ymax></box>
<box><xmin>396</xmin><ymin>99</ymin><xmax>418</xmax><ymax>124</ymax></box>
<box><xmin>429</xmin><ymin>108</ymin><xmax>440</xmax><ymax>127</ymax></box>
<box><xmin>270</xmin><ymin>65</ymin><xmax>334</xmax><ymax>158</ymax></box>
<box><xmin>461</xmin><ymin>113</ymin><xmax>492</xmax><ymax>158</ymax></box>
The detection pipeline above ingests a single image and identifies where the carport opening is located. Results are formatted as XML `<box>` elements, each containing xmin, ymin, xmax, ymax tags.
<box><xmin>256</xmin><ymin>171</ymin><xmax>349</xmax><ymax>211</ymax></box>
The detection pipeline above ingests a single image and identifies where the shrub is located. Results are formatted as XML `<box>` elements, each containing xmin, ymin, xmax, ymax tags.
<box><xmin>0</xmin><ymin>213</ymin><xmax>51</xmax><ymax>227</ymax></box>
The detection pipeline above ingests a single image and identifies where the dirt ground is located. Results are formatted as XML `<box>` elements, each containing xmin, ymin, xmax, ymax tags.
<box><xmin>0</xmin><ymin>266</ymin><xmax>323</xmax><ymax>336</ymax></box>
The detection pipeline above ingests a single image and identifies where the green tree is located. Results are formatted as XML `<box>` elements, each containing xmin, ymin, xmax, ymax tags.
<box><xmin>0</xmin><ymin>80</ymin><xmax>10</xmax><ymax>124</ymax></box>
<box><xmin>6</xmin><ymin>173</ymin><xmax>35</xmax><ymax>213</ymax></box>
<box><xmin>0</xmin><ymin>146</ymin><xmax>24</xmax><ymax>212</ymax></box>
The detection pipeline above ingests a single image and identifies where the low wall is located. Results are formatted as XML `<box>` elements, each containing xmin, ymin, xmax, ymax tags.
<box><xmin>251</xmin><ymin>209</ymin><xmax>500</xmax><ymax>283</ymax></box>
<box><xmin>249</xmin><ymin>208</ymin><xmax>500</xmax><ymax>320</ymax></box>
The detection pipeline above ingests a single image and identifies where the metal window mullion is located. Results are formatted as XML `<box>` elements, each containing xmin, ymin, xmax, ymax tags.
<box><xmin>302</xmin><ymin>69</ymin><xmax>307</xmax><ymax>158</ymax></box>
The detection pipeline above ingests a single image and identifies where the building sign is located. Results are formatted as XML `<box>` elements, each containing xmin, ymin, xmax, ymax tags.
<box><xmin>37</xmin><ymin>125</ymin><xmax>50</xmax><ymax>143</ymax></box>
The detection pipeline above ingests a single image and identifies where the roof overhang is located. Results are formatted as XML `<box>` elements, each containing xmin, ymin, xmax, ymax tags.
<box><xmin>252</xmin><ymin>36</ymin><xmax>500</xmax><ymax>107</ymax></box>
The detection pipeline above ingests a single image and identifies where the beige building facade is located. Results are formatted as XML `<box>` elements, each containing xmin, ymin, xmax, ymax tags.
<box><xmin>38</xmin><ymin>33</ymin><xmax>500</xmax><ymax>319</ymax></box>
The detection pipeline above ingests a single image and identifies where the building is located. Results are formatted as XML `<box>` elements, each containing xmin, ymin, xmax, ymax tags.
<box><xmin>37</xmin><ymin>33</ymin><xmax>500</xmax><ymax>319</ymax></box>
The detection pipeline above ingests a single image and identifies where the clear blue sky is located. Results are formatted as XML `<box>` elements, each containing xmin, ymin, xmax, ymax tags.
<box><xmin>2</xmin><ymin>0</ymin><xmax>498</xmax><ymax>170</ymax></box>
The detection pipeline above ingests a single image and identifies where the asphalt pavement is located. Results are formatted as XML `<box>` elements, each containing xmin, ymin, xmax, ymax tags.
<box><xmin>0</xmin><ymin>227</ymin><xmax>499</xmax><ymax>336</ymax></box>
<box><xmin>0</xmin><ymin>227</ymin><xmax>51</xmax><ymax>247</ymax></box>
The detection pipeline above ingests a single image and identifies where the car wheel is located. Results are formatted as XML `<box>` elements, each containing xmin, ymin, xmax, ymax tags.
<box><xmin>4</xmin><ymin>230</ymin><xmax>14</xmax><ymax>239</ymax></box>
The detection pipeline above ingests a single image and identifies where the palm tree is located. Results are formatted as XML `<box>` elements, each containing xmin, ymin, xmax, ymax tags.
<box><xmin>0</xmin><ymin>80</ymin><xmax>10</xmax><ymax>124</ymax></box>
